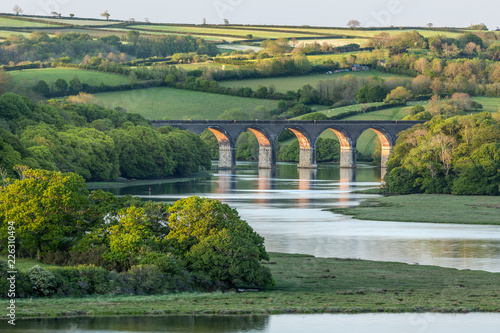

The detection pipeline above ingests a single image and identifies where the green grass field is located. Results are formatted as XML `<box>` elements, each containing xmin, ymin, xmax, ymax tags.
<box><xmin>244</xmin><ymin>27</ymin><xmax>464</xmax><ymax>38</ymax></box>
<box><xmin>92</xmin><ymin>87</ymin><xmax>279</xmax><ymax>119</ymax></box>
<box><xmin>474</xmin><ymin>97</ymin><xmax>500</xmax><ymax>113</ymax></box>
<box><xmin>130</xmin><ymin>25</ymin><xmax>320</xmax><ymax>39</ymax></box>
<box><xmin>299</xmin><ymin>38</ymin><xmax>370</xmax><ymax>47</ymax></box>
<box><xmin>34</xmin><ymin>18</ymin><xmax>123</xmax><ymax>26</ymax></box>
<box><xmin>0</xmin><ymin>30</ymin><xmax>33</xmax><ymax>39</ymax></box>
<box><xmin>0</xmin><ymin>16</ymin><xmax>63</xmax><ymax>28</ymax></box>
<box><xmin>329</xmin><ymin>194</ymin><xmax>500</xmax><ymax>225</ymax></box>
<box><xmin>126</xmin><ymin>27</ymin><xmax>242</xmax><ymax>42</ymax></box>
<box><xmin>9</xmin><ymin>68</ymin><xmax>132</xmax><ymax>87</ymax></box>
<box><xmin>8</xmin><ymin>252</ymin><xmax>500</xmax><ymax>318</ymax></box>
<box><xmin>219</xmin><ymin>70</ymin><xmax>409</xmax><ymax>93</ymax></box>
<box><xmin>306</xmin><ymin>51</ymin><xmax>379</xmax><ymax>65</ymax></box>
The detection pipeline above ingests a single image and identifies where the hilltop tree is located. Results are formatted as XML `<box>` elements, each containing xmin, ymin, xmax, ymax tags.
<box><xmin>223</xmin><ymin>18</ymin><xmax>229</xmax><ymax>25</ymax></box>
<box><xmin>101</xmin><ymin>10</ymin><xmax>110</xmax><ymax>21</ymax></box>
<box><xmin>69</xmin><ymin>14</ymin><xmax>75</xmax><ymax>18</ymax></box>
<box><xmin>347</xmin><ymin>19</ymin><xmax>361</xmax><ymax>29</ymax></box>
<box><xmin>13</xmin><ymin>5</ymin><xmax>23</xmax><ymax>15</ymax></box>
<box><xmin>427</xmin><ymin>23</ymin><xmax>433</xmax><ymax>28</ymax></box>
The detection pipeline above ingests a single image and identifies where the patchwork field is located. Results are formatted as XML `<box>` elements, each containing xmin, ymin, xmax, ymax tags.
<box><xmin>299</xmin><ymin>38</ymin><xmax>370</xmax><ymax>47</ymax></box>
<box><xmin>92</xmin><ymin>87</ymin><xmax>280</xmax><ymax>119</ymax></box>
<box><xmin>33</xmin><ymin>18</ymin><xmax>124</xmax><ymax>26</ymax></box>
<box><xmin>130</xmin><ymin>25</ymin><xmax>320</xmax><ymax>39</ymax></box>
<box><xmin>0</xmin><ymin>29</ymin><xmax>33</xmax><ymax>39</ymax></box>
<box><xmin>234</xmin><ymin>26</ymin><xmax>465</xmax><ymax>38</ymax></box>
<box><xmin>0</xmin><ymin>16</ymin><xmax>64</xmax><ymax>28</ymax></box>
<box><xmin>219</xmin><ymin>70</ymin><xmax>411</xmax><ymax>93</ymax></box>
<box><xmin>9</xmin><ymin>68</ymin><xmax>132</xmax><ymax>87</ymax></box>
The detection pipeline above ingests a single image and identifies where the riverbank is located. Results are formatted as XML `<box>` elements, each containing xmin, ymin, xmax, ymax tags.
<box><xmin>7</xmin><ymin>253</ymin><xmax>500</xmax><ymax>319</ymax></box>
<box><xmin>328</xmin><ymin>194</ymin><xmax>500</xmax><ymax>225</ymax></box>
<box><xmin>85</xmin><ymin>172</ymin><xmax>212</xmax><ymax>190</ymax></box>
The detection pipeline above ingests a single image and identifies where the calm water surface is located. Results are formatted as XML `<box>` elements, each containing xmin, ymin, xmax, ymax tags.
<box><xmin>102</xmin><ymin>162</ymin><xmax>500</xmax><ymax>273</ymax></box>
<box><xmin>7</xmin><ymin>163</ymin><xmax>500</xmax><ymax>332</ymax></box>
<box><xmin>3</xmin><ymin>314</ymin><xmax>500</xmax><ymax>333</ymax></box>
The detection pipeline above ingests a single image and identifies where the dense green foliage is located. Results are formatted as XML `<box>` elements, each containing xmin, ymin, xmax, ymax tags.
<box><xmin>0</xmin><ymin>169</ymin><xmax>274</xmax><ymax>293</ymax></box>
<box><xmin>0</xmin><ymin>93</ymin><xmax>211</xmax><ymax>180</ymax></box>
<box><xmin>385</xmin><ymin>111</ymin><xmax>500</xmax><ymax>195</ymax></box>
<box><xmin>278</xmin><ymin>138</ymin><xmax>340</xmax><ymax>162</ymax></box>
<box><xmin>0</xmin><ymin>31</ymin><xmax>218</xmax><ymax>65</ymax></box>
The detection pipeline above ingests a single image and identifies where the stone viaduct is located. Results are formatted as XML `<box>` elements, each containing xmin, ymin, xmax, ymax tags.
<box><xmin>152</xmin><ymin>120</ymin><xmax>423</xmax><ymax>169</ymax></box>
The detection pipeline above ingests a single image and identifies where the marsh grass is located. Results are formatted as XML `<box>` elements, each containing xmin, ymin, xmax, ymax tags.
<box><xmin>7</xmin><ymin>253</ymin><xmax>500</xmax><ymax>318</ymax></box>
<box><xmin>328</xmin><ymin>194</ymin><xmax>500</xmax><ymax>225</ymax></box>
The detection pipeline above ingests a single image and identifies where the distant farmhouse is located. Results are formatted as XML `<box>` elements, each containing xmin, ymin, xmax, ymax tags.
<box><xmin>326</xmin><ymin>64</ymin><xmax>369</xmax><ymax>75</ymax></box>
<box><xmin>351</xmin><ymin>64</ymin><xmax>369</xmax><ymax>71</ymax></box>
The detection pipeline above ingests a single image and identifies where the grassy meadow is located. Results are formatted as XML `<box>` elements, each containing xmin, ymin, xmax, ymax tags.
<box><xmin>0</xmin><ymin>29</ymin><xmax>33</xmax><ymax>40</ymax></box>
<box><xmin>0</xmin><ymin>16</ymin><xmax>64</xmax><ymax>28</ymax></box>
<box><xmin>219</xmin><ymin>70</ymin><xmax>409</xmax><ymax>93</ymax></box>
<box><xmin>92</xmin><ymin>87</ymin><xmax>280</xmax><ymax>119</ymax></box>
<box><xmin>10</xmin><ymin>68</ymin><xmax>132</xmax><ymax>87</ymax></box>
<box><xmin>7</xmin><ymin>252</ymin><xmax>500</xmax><ymax>318</ymax></box>
<box><xmin>253</xmin><ymin>27</ymin><xmax>464</xmax><ymax>39</ymax></box>
<box><xmin>328</xmin><ymin>194</ymin><xmax>500</xmax><ymax>225</ymax></box>
<box><xmin>130</xmin><ymin>25</ymin><xmax>320</xmax><ymax>39</ymax></box>
<box><xmin>34</xmin><ymin>18</ymin><xmax>124</xmax><ymax>26</ymax></box>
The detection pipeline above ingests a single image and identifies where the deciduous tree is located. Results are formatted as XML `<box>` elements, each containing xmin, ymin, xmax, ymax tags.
<box><xmin>167</xmin><ymin>196</ymin><xmax>274</xmax><ymax>288</ymax></box>
<box><xmin>101</xmin><ymin>10</ymin><xmax>110</xmax><ymax>21</ymax></box>
<box><xmin>0</xmin><ymin>168</ymin><xmax>89</xmax><ymax>259</ymax></box>
<box><xmin>347</xmin><ymin>19</ymin><xmax>360</xmax><ymax>29</ymax></box>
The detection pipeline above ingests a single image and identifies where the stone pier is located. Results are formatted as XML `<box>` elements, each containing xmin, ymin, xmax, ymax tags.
<box><xmin>218</xmin><ymin>146</ymin><xmax>236</xmax><ymax>169</ymax></box>
<box><xmin>258</xmin><ymin>146</ymin><xmax>274</xmax><ymax>169</ymax></box>
<box><xmin>340</xmin><ymin>147</ymin><xmax>356</xmax><ymax>168</ymax></box>
<box><xmin>298</xmin><ymin>148</ymin><xmax>317</xmax><ymax>169</ymax></box>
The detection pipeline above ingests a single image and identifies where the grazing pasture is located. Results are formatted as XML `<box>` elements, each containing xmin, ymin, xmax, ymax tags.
<box><xmin>92</xmin><ymin>87</ymin><xmax>280</xmax><ymax>119</ymax></box>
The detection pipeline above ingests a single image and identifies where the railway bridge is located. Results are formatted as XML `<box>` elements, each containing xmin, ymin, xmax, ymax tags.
<box><xmin>152</xmin><ymin>120</ymin><xmax>423</xmax><ymax>169</ymax></box>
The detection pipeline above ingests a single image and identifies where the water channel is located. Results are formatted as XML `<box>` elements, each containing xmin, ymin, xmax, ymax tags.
<box><xmin>103</xmin><ymin>162</ymin><xmax>500</xmax><ymax>273</ymax></box>
<box><xmin>5</xmin><ymin>162</ymin><xmax>499</xmax><ymax>332</ymax></box>
<box><xmin>3</xmin><ymin>313</ymin><xmax>500</xmax><ymax>333</ymax></box>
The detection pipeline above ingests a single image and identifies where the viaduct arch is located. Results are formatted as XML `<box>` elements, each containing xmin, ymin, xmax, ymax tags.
<box><xmin>152</xmin><ymin>120</ymin><xmax>423</xmax><ymax>169</ymax></box>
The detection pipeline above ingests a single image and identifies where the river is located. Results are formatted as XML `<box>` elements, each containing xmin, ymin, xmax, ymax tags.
<box><xmin>103</xmin><ymin>162</ymin><xmax>500</xmax><ymax>273</ymax></box>
<box><xmin>5</xmin><ymin>162</ymin><xmax>498</xmax><ymax>332</ymax></box>
<box><xmin>3</xmin><ymin>313</ymin><xmax>500</xmax><ymax>333</ymax></box>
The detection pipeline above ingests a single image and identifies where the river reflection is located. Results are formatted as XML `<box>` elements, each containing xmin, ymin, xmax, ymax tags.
<box><xmin>4</xmin><ymin>313</ymin><xmax>500</xmax><ymax>333</ymax></box>
<box><xmin>99</xmin><ymin>162</ymin><xmax>500</xmax><ymax>272</ymax></box>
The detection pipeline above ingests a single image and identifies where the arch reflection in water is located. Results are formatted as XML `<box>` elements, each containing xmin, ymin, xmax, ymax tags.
<box><xmin>338</xmin><ymin>168</ymin><xmax>356</xmax><ymax>204</ymax></box>
<box><xmin>297</xmin><ymin>168</ymin><xmax>316</xmax><ymax>208</ymax></box>
<box><xmin>216</xmin><ymin>169</ymin><xmax>236</xmax><ymax>198</ymax></box>
<box><xmin>255</xmin><ymin>168</ymin><xmax>276</xmax><ymax>206</ymax></box>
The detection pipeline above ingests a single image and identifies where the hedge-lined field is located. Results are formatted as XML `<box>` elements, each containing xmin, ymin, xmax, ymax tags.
<box><xmin>0</xmin><ymin>16</ymin><xmax>64</xmax><ymax>28</ymax></box>
<box><xmin>33</xmin><ymin>18</ymin><xmax>123</xmax><ymax>26</ymax></box>
<box><xmin>130</xmin><ymin>25</ymin><xmax>320</xmax><ymax>39</ymax></box>
<box><xmin>92</xmin><ymin>87</ymin><xmax>280</xmax><ymax>119</ymax></box>
<box><xmin>219</xmin><ymin>70</ymin><xmax>409</xmax><ymax>93</ymax></box>
<box><xmin>239</xmin><ymin>26</ymin><xmax>465</xmax><ymax>38</ymax></box>
<box><xmin>10</xmin><ymin>68</ymin><xmax>132</xmax><ymax>87</ymax></box>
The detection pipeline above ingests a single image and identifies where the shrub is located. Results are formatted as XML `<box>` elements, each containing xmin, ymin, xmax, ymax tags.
<box><xmin>129</xmin><ymin>265</ymin><xmax>165</xmax><ymax>294</ymax></box>
<box><xmin>28</xmin><ymin>266</ymin><xmax>57</xmax><ymax>296</ymax></box>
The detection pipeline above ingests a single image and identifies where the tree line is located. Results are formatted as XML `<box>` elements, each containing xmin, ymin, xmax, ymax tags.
<box><xmin>0</xmin><ymin>31</ymin><xmax>218</xmax><ymax>66</ymax></box>
<box><xmin>385</xmin><ymin>111</ymin><xmax>500</xmax><ymax>195</ymax></box>
<box><xmin>0</xmin><ymin>92</ymin><xmax>211</xmax><ymax>181</ymax></box>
